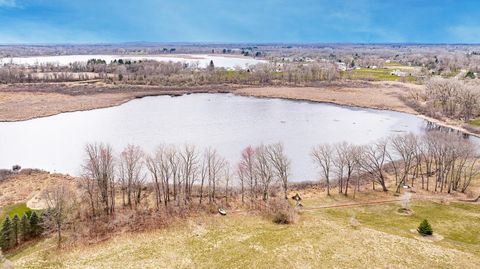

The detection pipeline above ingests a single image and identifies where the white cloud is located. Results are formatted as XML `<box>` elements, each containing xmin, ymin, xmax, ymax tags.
<box><xmin>0</xmin><ymin>0</ymin><xmax>16</xmax><ymax>7</ymax></box>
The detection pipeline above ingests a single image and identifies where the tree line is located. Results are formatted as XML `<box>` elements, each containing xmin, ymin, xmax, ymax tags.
<box><xmin>0</xmin><ymin>211</ymin><xmax>42</xmax><ymax>252</ymax></box>
<box><xmin>409</xmin><ymin>78</ymin><xmax>480</xmax><ymax>123</ymax></box>
<box><xmin>79</xmin><ymin>142</ymin><xmax>291</xmax><ymax>219</ymax></box>
<box><xmin>312</xmin><ymin>131</ymin><xmax>479</xmax><ymax>196</ymax></box>
<box><xmin>0</xmin><ymin>59</ymin><xmax>338</xmax><ymax>85</ymax></box>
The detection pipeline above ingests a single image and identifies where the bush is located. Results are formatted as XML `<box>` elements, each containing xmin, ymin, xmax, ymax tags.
<box><xmin>272</xmin><ymin>212</ymin><xmax>290</xmax><ymax>224</ymax></box>
<box><xmin>417</xmin><ymin>219</ymin><xmax>433</xmax><ymax>236</ymax></box>
<box><xmin>265</xmin><ymin>199</ymin><xmax>296</xmax><ymax>225</ymax></box>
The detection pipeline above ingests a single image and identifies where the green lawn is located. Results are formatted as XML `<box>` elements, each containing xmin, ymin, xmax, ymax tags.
<box><xmin>469</xmin><ymin>118</ymin><xmax>480</xmax><ymax>127</ymax></box>
<box><xmin>322</xmin><ymin>201</ymin><xmax>480</xmax><ymax>256</ymax></box>
<box><xmin>343</xmin><ymin>68</ymin><xmax>416</xmax><ymax>82</ymax></box>
<box><xmin>0</xmin><ymin>203</ymin><xmax>32</xmax><ymax>222</ymax></box>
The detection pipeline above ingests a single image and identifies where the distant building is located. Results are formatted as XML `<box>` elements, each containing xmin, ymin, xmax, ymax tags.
<box><xmin>391</xmin><ymin>69</ymin><xmax>407</xmax><ymax>77</ymax></box>
<box><xmin>336</xmin><ymin>62</ymin><xmax>347</xmax><ymax>71</ymax></box>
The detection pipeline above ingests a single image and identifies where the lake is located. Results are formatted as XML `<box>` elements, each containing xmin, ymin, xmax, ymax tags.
<box><xmin>0</xmin><ymin>94</ymin><xmax>438</xmax><ymax>181</ymax></box>
<box><xmin>0</xmin><ymin>54</ymin><xmax>266</xmax><ymax>69</ymax></box>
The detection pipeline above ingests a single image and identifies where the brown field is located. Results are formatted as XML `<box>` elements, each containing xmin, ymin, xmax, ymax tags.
<box><xmin>236</xmin><ymin>81</ymin><xmax>421</xmax><ymax>114</ymax></box>
<box><xmin>0</xmin><ymin>171</ymin><xmax>75</xmax><ymax>208</ymax></box>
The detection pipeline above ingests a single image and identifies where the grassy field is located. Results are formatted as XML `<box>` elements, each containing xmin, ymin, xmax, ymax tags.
<box><xmin>323</xmin><ymin>201</ymin><xmax>480</xmax><ymax>256</ymax></box>
<box><xmin>0</xmin><ymin>203</ymin><xmax>32</xmax><ymax>222</ymax></box>
<box><xmin>470</xmin><ymin>118</ymin><xmax>480</xmax><ymax>127</ymax></box>
<box><xmin>342</xmin><ymin>68</ymin><xmax>416</xmax><ymax>82</ymax></box>
<box><xmin>7</xmin><ymin>199</ymin><xmax>480</xmax><ymax>268</ymax></box>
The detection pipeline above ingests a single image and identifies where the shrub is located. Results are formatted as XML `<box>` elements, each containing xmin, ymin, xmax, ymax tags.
<box><xmin>272</xmin><ymin>211</ymin><xmax>290</xmax><ymax>224</ymax></box>
<box><xmin>265</xmin><ymin>199</ymin><xmax>296</xmax><ymax>225</ymax></box>
<box><xmin>417</xmin><ymin>219</ymin><xmax>433</xmax><ymax>236</ymax></box>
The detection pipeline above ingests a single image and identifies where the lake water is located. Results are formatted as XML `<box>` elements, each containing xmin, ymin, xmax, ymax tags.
<box><xmin>0</xmin><ymin>94</ymin><xmax>436</xmax><ymax>181</ymax></box>
<box><xmin>0</xmin><ymin>54</ymin><xmax>265</xmax><ymax>69</ymax></box>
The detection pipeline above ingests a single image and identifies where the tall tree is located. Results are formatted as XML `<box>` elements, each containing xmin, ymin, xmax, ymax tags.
<box><xmin>0</xmin><ymin>217</ymin><xmax>12</xmax><ymax>251</ymax></box>
<box><xmin>312</xmin><ymin>144</ymin><xmax>334</xmax><ymax>195</ymax></box>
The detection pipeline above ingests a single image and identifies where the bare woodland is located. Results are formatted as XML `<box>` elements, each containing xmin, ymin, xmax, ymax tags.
<box><xmin>26</xmin><ymin>129</ymin><xmax>468</xmax><ymax>245</ymax></box>
<box><xmin>312</xmin><ymin>131</ymin><xmax>480</xmax><ymax>196</ymax></box>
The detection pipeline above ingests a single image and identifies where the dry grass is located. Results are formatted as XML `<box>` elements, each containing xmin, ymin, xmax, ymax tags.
<box><xmin>9</xmin><ymin>201</ymin><xmax>480</xmax><ymax>269</ymax></box>
<box><xmin>3</xmin><ymin>171</ymin><xmax>479</xmax><ymax>268</ymax></box>
<box><xmin>0</xmin><ymin>171</ymin><xmax>75</xmax><ymax>208</ymax></box>
<box><xmin>0</xmin><ymin>83</ymin><xmax>236</xmax><ymax>121</ymax></box>
<box><xmin>236</xmin><ymin>81</ymin><xmax>423</xmax><ymax>114</ymax></box>
<box><xmin>0</xmin><ymin>91</ymin><xmax>135</xmax><ymax>122</ymax></box>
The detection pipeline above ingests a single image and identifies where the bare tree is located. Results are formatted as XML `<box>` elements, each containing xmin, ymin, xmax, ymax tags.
<box><xmin>267</xmin><ymin>143</ymin><xmax>290</xmax><ymax>200</ymax></box>
<box><xmin>254</xmin><ymin>145</ymin><xmax>275</xmax><ymax>201</ymax></box>
<box><xmin>388</xmin><ymin>134</ymin><xmax>418</xmax><ymax>193</ymax></box>
<box><xmin>237</xmin><ymin>146</ymin><xmax>257</xmax><ymax>204</ymax></box>
<box><xmin>118</xmin><ymin>144</ymin><xmax>145</xmax><ymax>208</ymax></box>
<box><xmin>41</xmin><ymin>183</ymin><xmax>76</xmax><ymax>246</ymax></box>
<box><xmin>312</xmin><ymin>144</ymin><xmax>334</xmax><ymax>195</ymax></box>
<box><xmin>204</xmin><ymin>148</ymin><xmax>226</xmax><ymax>204</ymax></box>
<box><xmin>81</xmin><ymin>143</ymin><xmax>115</xmax><ymax>216</ymax></box>
<box><xmin>357</xmin><ymin>139</ymin><xmax>389</xmax><ymax>192</ymax></box>
<box><xmin>179</xmin><ymin>145</ymin><xmax>199</xmax><ymax>205</ymax></box>
<box><xmin>334</xmin><ymin>142</ymin><xmax>360</xmax><ymax>196</ymax></box>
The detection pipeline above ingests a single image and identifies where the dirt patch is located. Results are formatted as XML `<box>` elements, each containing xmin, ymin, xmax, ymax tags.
<box><xmin>0</xmin><ymin>171</ymin><xmax>75</xmax><ymax>208</ymax></box>
<box><xmin>396</xmin><ymin>208</ymin><xmax>414</xmax><ymax>216</ymax></box>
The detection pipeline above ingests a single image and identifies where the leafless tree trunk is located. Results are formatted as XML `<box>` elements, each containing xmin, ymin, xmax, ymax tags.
<box><xmin>118</xmin><ymin>144</ymin><xmax>145</xmax><ymax>208</ymax></box>
<box><xmin>254</xmin><ymin>145</ymin><xmax>275</xmax><ymax>202</ymax></box>
<box><xmin>41</xmin><ymin>183</ymin><xmax>76</xmax><ymax>246</ymax></box>
<box><xmin>312</xmin><ymin>144</ymin><xmax>334</xmax><ymax>195</ymax></box>
<box><xmin>357</xmin><ymin>139</ymin><xmax>389</xmax><ymax>192</ymax></box>
<box><xmin>81</xmin><ymin>143</ymin><xmax>116</xmax><ymax>216</ymax></box>
<box><xmin>267</xmin><ymin>143</ymin><xmax>290</xmax><ymax>200</ymax></box>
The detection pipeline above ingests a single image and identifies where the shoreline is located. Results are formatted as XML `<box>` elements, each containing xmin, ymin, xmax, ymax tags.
<box><xmin>0</xmin><ymin>83</ymin><xmax>478</xmax><ymax>138</ymax></box>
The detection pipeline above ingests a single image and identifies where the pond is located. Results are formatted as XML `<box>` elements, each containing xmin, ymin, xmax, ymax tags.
<box><xmin>0</xmin><ymin>54</ymin><xmax>265</xmax><ymax>69</ymax></box>
<box><xmin>0</xmin><ymin>94</ymin><xmax>449</xmax><ymax>181</ymax></box>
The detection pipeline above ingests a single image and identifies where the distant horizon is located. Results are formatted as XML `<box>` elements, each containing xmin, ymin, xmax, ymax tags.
<box><xmin>1</xmin><ymin>1</ymin><xmax>480</xmax><ymax>44</ymax></box>
<box><xmin>1</xmin><ymin>42</ymin><xmax>480</xmax><ymax>47</ymax></box>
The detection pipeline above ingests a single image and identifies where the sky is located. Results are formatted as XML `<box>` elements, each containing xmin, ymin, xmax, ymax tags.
<box><xmin>0</xmin><ymin>0</ymin><xmax>479</xmax><ymax>44</ymax></box>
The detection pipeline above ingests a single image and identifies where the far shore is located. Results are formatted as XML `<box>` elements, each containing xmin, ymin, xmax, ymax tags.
<box><xmin>0</xmin><ymin>81</ymin><xmax>478</xmax><ymax>137</ymax></box>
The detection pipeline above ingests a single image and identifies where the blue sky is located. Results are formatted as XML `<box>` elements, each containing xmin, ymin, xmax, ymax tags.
<box><xmin>0</xmin><ymin>0</ymin><xmax>479</xmax><ymax>44</ymax></box>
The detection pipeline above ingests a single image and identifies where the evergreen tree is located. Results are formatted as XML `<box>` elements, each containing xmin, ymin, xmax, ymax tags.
<box><xmin>20</xmin><ymin>213</ymin><xmax>30</xmax><ymax>241</ymax></box>
<box><xmin>11</xmin><ymin>215</ymin><xmax>19</xmax><ymax>246</ymax></box>
<box><xmin>465</xmin><ymin>71</ymin><xmax>476</xmax><ymax>79</ymax></box>
<box><xmin>417</xmin><ymin>219</ymin><xmax>433</xmax><ymax>236</ymax></box>
<box><xmin>29</xmin><ymin>212</ymin><xmax>42</xmax><ymax>237</ymax></box>
<box><xmin>207</xmin><ymin>60</ymin><xmax>215</xmax><ymax>71</ymax></box>
<box><xmin>0</xmin><ymin>217</ymin><xmax>12</xmax><ymax>251</ymax></box>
